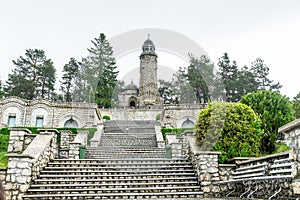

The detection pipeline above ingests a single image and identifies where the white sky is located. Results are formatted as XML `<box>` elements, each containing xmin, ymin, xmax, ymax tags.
<box><xmin>0</xmin><ymin>0</ymin><xmax>299</xmax><ymax>98</ymax></box>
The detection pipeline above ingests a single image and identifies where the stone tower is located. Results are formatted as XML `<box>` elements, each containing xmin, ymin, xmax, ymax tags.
<box><xmin>138</xmin><ymin>36</ymin><xmax>160</xmax><ymax>107</ymax></box>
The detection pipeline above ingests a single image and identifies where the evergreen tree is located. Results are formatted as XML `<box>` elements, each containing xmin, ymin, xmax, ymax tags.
<box><xmin>158</xmin><ymin>79</ymin><xmax>176</xmax><ymax>104</ymax></box>
<box><xmin>95</xmin><ymin>62</ymin><xmax>118</xmax><ymax>108</ymax></box>
<box><xmin>217</xmin><ymin>53</ymin><xmax>239</xmax><ymax>102</ymax></box>
<box><xmin>186</xmin><ymin>55</ymin><xmax>214</xmax><ymax>103</ymax></box>
<box><xmin>173</xmin><ymin>67</ymin><xmax>196</xmax><ymax>104</ymax></box>
<box><xmin>292</xmin><ymin>92</ymin><xmax>300</xmax><ymax>119</ymax></box>
<box><xmin>250</xmin><ymin>58</ymin><xmax>282</xmax><ymax>91</ymax></box>
<box><xmin>235</xmin><ymin>66</ymin><xmax>259</xmax><ymax>99</ymax></box>
<box><xmin>61</xmin><ymin>58</ymin><xmax>80</xmax><ymax>102</ymax></box>
<box><xmin>0</xmin><ymin>80</ymin><xmax>4</xmax><ymax>98</ymax></box>
<box><xmin>4</xmin><ymin>49</ymin><xmax>56</xmax><ymax>100</ymax></box>
<box><xmin>74</xmin><ymin>33</ymin><xmax>118</xmax><ymax>103</ymax></box>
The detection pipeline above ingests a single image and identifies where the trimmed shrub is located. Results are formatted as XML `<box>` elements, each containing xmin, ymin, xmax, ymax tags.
<box><xmin>156</xmin><ymin>114</ymin><xmax>161</xmax><ymax>121</ymax></box>
<box><xmin>103</xmin><ymin>115</ymin><xmax>110</xmax><ymax>120</ymax></box>
<box><xmin>195</xmin><ymin>102</ymin><xmax>262</xmax><ymax>163</ymax></box>
<box><xmin>161</xmin><ymin>128</ymin><xmax>193</xmax><ymax>141</ymax></box>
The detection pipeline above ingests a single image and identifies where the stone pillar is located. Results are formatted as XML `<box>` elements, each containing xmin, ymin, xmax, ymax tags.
<box><xmin>7</xmin><ymin>128</ymin><xmax>31</xmax><ymax>153</ymax></box>
<box><xmin>5</xmin><ymin>154</ymin><xmax>33</xmax><ymax>200</ymax></box>
<box><xmin>69</xmin><ymin>142</ymin><xmax>81</xmax><ymax>159</ymax></box>
<box><xmin>187</xmin><ymin>135</ymin><xmax>221</xmax><ymax>197</ymax></box>
<box><xmin>197</xmin><ymin>152</ymin><xmax>220</xmax><ymax>196</ymax></box>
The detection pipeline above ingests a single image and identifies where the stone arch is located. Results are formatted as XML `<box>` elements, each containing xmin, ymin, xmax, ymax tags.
<box><xmin>64</xmin><ymin>117</ymin><xmax>79</xmax><ymax>128</ymax></box>
<box><xmin>2</xmin><ymin>106</ymin><xmax>22</xmax><ymax>127</ymax></box>
<box><xmin>59</xmin><ymin>114</ymin><xmax>83</xmax><ymax>128</ymax></box>
<box><xmin>30</xmin><ymin>107</ymin><xmax>49</xmax><ymax>127</ymax></box>
<box><xmin>128</xmin><ymin>96</ymin><xmax>137</xmax><ymax>108</ymax></box>
<box><xmin>176</xmin><ymin>116</ymin><xmax>197</xmax><ymax>128</ymax></box>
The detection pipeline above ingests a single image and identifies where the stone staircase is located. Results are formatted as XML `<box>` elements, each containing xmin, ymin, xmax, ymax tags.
<box><xmin>23</xmin><ymin>120</ymin><xmax>203</xmax><ymax>199</ymax></box>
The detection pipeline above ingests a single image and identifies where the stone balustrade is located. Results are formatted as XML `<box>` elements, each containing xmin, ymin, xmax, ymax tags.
<box><xmin>90</xmin><ymin>124</ymin><xmax>103</xmax><ymax>147</ymax></box>
<box><xmin>5</xmin><ymin>128</ymin><xmax>57</xmax><ymax>200</ymax></box>
<box><xmin>155</xmin><ymin>125</ymin><xmax>165</xmax><ymax>148</ymax></box>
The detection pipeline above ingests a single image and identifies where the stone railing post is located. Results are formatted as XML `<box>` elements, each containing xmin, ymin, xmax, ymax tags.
<box><xmin>155</xmin><ymin>125</ymin><xmax>165</xmax><ymax>149</ymax></box>
<box><xmin>5</xmin><ymin>154</ymin><xmax>33</xmax><ymax>200</ymax></box>
<box><xmin>7</xmin><ymin>128</ymin><xmax>32</xmax><ymax>153</ymax></box>
<box><xmin>69</xmin><ymin>142</ymin><xmax>81</xmax><ymax>159</ymax></box>
<box><xmin>187</xmin><ymin>135</ymin><xmax>221</xmax><ymax>197</ymax></box>
<box><xmin>90</xmin><ymin>124</ymin><xmax>103</xmax><ymax>147</ymax></box>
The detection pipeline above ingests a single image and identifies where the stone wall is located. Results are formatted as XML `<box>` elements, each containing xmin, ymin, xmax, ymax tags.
<box><xmin>5</xmin><ymin>129</ymin><xmax>57</xmax><ymax>200</ymax></box>
<box><xmin>186</xmin><ymin>135</ymin><xmax>220</xmax><ymax>197</ymax></box>
<box><xmin>0</xmin><ymin>96</ymin><xmax>102</xmax><ymax>129</ymax></box>
<box><xmin>279</xmin><ymin>118</ymin><xmax>300</xmax><ymax>161</ymax></box>
<box><xmin>100</xmin><ymin>108</ymin><xmax>161</xmax><ymax>121</ymax></box>
<box><xmin>161</xmin><ymin>104</ymin><xmax>206</xmax><ymax>128</ymax></box>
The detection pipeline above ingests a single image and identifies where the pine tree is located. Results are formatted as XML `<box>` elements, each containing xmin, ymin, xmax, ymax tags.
<box><xmin>74</xmin><ymin>33</ymin><xmax>118</xmax><ymax>103</ymax></box>
<box><xmin>61</xmin><ymin>58</ymin><xmax>79</xmax><ymax>102</ymax></box>
<box><xmin>4</xmin><ymin>49</ymin><xmax>56</xmax><ymax>100</ymax></box>
<box><xmin>217</xmin><ymin>53</ymin><xmax>238</xmax><ymax>102</ymax></box>
<box><xmin>250</xmin><ymin>58</ymin><xmax>282</xmax><ymax>91</ymax></box>
<box><xmin>95</xmin><ymin>61</ymin><xmax>118</xmax><ymax>108</ymax></box>
<box><xmin>0</xmin><ymin>80</ymin><xmax>4</xmax><ymax>98</ymax></box>
<box><xmin>186</xmin><ymin>55</ymin><xmax>215</xmax><ymax>103</ymax></box>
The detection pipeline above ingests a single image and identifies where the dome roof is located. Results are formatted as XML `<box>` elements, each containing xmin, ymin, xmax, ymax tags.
<box><xmin>141</xmin><ymin>34</ymin><xmax>156</xmax><ymax>55</ymax></box>
<box><xmin>124</xmin><ymin>82</ymin><xmax>138</xmax><ymax>91</ymax></box>
<box><xmin>143</xmin><ymin>39</ymin><xmax>154</xmax><ymax>47</ymax></box>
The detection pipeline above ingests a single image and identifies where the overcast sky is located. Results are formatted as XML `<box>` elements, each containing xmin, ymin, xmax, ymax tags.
<box><xmin>0</xmin><ymin>0</ymin><xmax>299</xmax><ymax>98</ymax></box>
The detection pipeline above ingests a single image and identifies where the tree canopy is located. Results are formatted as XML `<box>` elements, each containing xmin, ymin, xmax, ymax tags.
<box><xmin>195</xmin><ymin>102</ymin><xmax>262</xmax><ymax>163</ymax></box>
<box><xmin>4</xmin><ymin>49</ymin><xmax>56</xmax><ymax>100</ymax></box>
<box><xmin>292</xmin><ymin>92</ymin><xmax>300</xmax><ymax>119</ymax></box>
<box><xmin>241</xmin><ymin>90</ymin><xmax>295</xmax><ymax>154</ymax></box>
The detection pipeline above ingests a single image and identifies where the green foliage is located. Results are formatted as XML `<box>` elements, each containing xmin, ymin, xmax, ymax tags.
<box><xmin>0</xmin><ymin>80</ymin><xmax>4</xmax><ymax>98</ymax></box>
<box><xmin>60</xmin><ymin>58</ymin><xmax>80</xmax><ymax>102</ymax></box>
<box><xmin>102</xmin><ymin>115</ymin><xmax>110</xmax><ymax>120</ymax></box>
<box><xmin>73</xmin><ymin>33</ymin><xmax>118</xmax><ymax>105</ymax></box>
<box><xmin>292</xmin><ymin>92</ymin><xmax>300</xmax><ymax>119</ymax></box>
<box><xmin>186</xmin><ymin>55</ymin><xmax>215</xmax><ymax>103</ymax></box>
<box><xmin>161</xmin><ymin>128</ymin><xmax>193</xmax><ymax>141</ymax></box>
<box><xmin>0</xmin><ymin>129</ymin><xmax>9</xmax><ymax>168</ymax></box>
<box><xmin>217</xmin><ymin>53</ymin><xmax>239</xmax><ymax>102</ymax></box>
<box><xmin>195</xmin><ymin>102</ymin><xmax>262</xmax><ymax>163</ymax></box>
<box><xmin>241</xmin><ymin>90</ymin><xmax>295</xmax><ymax>154</ymax></box>
<box><xmin>5</xmin><ymin>49</ymin><xmax>56</xmax><ymax>100</ymax></box>
<box><xmin>217</xmin><ymin>54</ymin><xmax>282</xmax><ymax>102</ymax></box>
<box><xmin>274</xmin><ymin>142</ymin><xmax>290</xmax><ymax>154</ymax></box>
<box><xmin>0</xmin><ymin>135</ymin><xmax>9</xmax><ymax>152</ymax></box>
<box><xmin>0</xmin><ymin>152</ymin><xmax>8</xmax><ymax>168</ymax></box>
<box><xmin>250</xmin><ymin>58</ymin><xmax>282</xmax><ymax>91</ymax></box>
<box><xmin>156</xmin><ymin>114</ymin><xmax>161</xmax><ymax>121</ymax></box>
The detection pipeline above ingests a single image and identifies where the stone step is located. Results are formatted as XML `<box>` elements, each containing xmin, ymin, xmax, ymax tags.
<box><xmin>51</xmin><ymin>158</ymin><xmax>187</xmax><ymax>163</ymax></box>
<box><xmin>26</xmin><ymin>185</ymin><xmax>201</xmax><ymax>193</ymax></box>
<box><xmin>32</xmin><ymin>177</ymin><xmax>198</xmax><ymax>184</ymax></box>
<box><xmin>48</xmin><ymin>160</ymin><xmax>190</xmax><ymax>165</ymax></box>
<box><xmin>29</xmin><ymin>181</ymin><xmax>200</xmax><ymax>188</ymax></box>
<box><xmin>40</xmin><ymin>169</ymin><xmax>195</xmax><ymax>174</ymax></box>
<box><xmin>23</xmin><ymin>191</ymin><xmax>203</xmax><ymax>199</ymax></box>
<box><xmin>38</xmin><ymin>173</ymin><xmax>196</xmax><ymax>179</ymax></box>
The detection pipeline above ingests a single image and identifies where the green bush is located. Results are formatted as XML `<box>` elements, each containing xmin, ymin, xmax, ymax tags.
<box><xmin>156</xmin><ymin>114</ymin><xmax>161</xmax><ymax>121</ymax></box>
<box><xmin>241</xmin><ymin>90</ymin><xmax>295</xmax><ymax>154</ymax></box>
<box><xmin>103</xmin><ymin>115</ymin><xmax>110</xmax><ymax>120</ymax></box>
<box><xmin>0</xmin><ymin>152</ymin><xmax>8</xmax><ymax>168</ymax></box>
<box><xmin>161</xmin><ymin>128</ymin><xmax>193</xmax><ymax>141</ymax></box>
<box><xmin>195</xmin><ymin>102</ymin><xmax>262</xmax><ymax>163</ymax></box>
